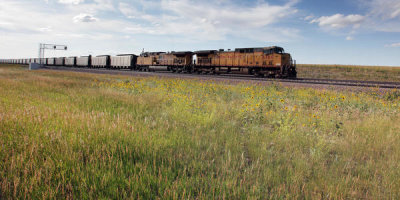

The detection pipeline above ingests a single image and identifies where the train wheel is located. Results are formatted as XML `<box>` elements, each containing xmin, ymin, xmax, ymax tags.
<box><xmin>256</xmin><ymin>73</ymin><xmax>265</xmax><ymax>78</ymax></box>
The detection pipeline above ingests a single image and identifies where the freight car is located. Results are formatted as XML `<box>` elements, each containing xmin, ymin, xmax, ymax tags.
<box><xmin>40</xmin><ymin>58</ymin><xmax>47</xmax><ymax>65</ymax></box>
<box><xmin>92</xmin><ymin>55</ymin><xmax>110</xmax><ymax>68</ymax></box>
<box><xmin>47</xmin><ymin>58</ymin><xmax>55</xmax><ymax>66</ymax></box>
<box><xmin>55</xmin><ymin>57</ymin><xmax>65</xmax><ymax>66</ymax></box>
<box><xmin>77</xmin><ymin>56</ymin><xmax>91</xmax><ymax>68</ymax></box>
<box><xmin>110</xmin><ymin>54</ymin><xmax>137</xmax><ymax>69</ymax></box>
<box><xmin>65</xmin><ymin>57</ymin><xmax>76</xmax><ymax>67</ymax></box>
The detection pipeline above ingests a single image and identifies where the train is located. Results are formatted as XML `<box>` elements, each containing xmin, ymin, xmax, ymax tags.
<box><xmin>0</xmin><ymin>46</ymin><xmax>297</xmax><ymax>78</ymax></box>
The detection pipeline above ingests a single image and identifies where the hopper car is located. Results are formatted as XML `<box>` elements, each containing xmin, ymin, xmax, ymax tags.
<box><xmin>65</xmin><ymin>57</ymin><xmax>77</xmax><ymax>67</ymax></box>
<box><xmin>92</xmin><ymin>55</ymin><xmax>110</xmax><ymax>68</ymax></box>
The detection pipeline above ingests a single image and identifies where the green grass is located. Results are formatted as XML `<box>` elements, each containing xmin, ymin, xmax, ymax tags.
<box><xmin>297</xmin><ymin>64</ymin><xmax>400</xmax><ymax>82</ymax></box>
<box><xmin>1</xmin><ymin>64</ymin><xmax>400</xmax><ymax>199</ymax></box>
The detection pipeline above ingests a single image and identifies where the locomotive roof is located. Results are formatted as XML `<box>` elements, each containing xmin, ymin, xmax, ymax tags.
<box><xmin>142</xmin><ymin>52</ymin><xmax>165</xmax><ymax>55</ymax></box>
<box><xmin>116</xmin><ymin>54</ymin><xmax>138</xmax><ymax>56</ymax></box>
<box><xmin>235</xmin><ymin>46</ymin><xmax>284</xmax><ymax>52</ymax></box>
<box><xmin>96</xmin><ymin>55</ymin><xmax>110</xmax><ymax>57</ymax></box>
<box><xmin>194</xmin><ymin>50</ymin><xmax>218</xmax><ymax>54</ymax></box>
<box><xmin>171</xmin><ymin>51</ymin><xmax>193</xmax><ymax>55</ymax></box>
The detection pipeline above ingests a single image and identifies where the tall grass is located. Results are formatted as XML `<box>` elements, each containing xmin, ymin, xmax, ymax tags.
<box><xmin>1</xmin><ymin>64</ymin><xmax>400</xmax><ymax>199</ymax></box>
<box><xmin>297</xmin><ymin>64</ymin><xmax>400</xmax><ymax>82</ymax></box>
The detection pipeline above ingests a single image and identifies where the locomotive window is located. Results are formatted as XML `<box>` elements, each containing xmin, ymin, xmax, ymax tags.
<box><xmin>264</xmin><ymin>48</ymin><xmax>284</xmax><ymax>54</ymax></box>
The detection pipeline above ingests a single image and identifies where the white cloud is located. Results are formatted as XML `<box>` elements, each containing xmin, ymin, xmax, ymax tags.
<box><xmin>38</xmin><ymin>27</ymin><xmax>52</xmax><ymax>32</ymax></box>
<box><xmin>368</xmin><ymin>0</ymin><xmax>400</xmax><ymax>19</ymax></box>
<box><xmin>73</xmin><ymin>13</ymin><xmax>98</xmax><ymax>23</ymax></box>
<box><xmin>346</xmin><ymin>36</ymin><xmax>354</xmax><ymax>41</ymax></box>
<box><xmin>304</xmin><ymin>15</ymin><xmax>314</xmax><ymax>21</ymax></box>
<box><xmin>311</xmin><ymin>14</ymin><xmax>365</xmax><ymax>29</ymax></box>
<box><xmin>118</xmin><ymin>0</ymin><xmax>300</xmax><ymax>41</ymax></box>
<box><xmin>118</xmin><ymin>2</ymin><xmax>141</xmax><ymax>19</ymax></box>
<box><xmin>0</xmin><ymin>0</ymin><xmax>301</xmax><ymax>59</ymax></box>
<box><xmin>58</xmin><ymin>0</ymin><xmax>84</xmax><ymax>4</ymax></box>
<box><xmin>385</xmin><ymin>43</ymin><xmax>400</xmax><ymax>47</ymax></box>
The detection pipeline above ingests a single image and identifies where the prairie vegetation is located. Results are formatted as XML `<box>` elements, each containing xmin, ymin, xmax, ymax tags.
<box><xmin>298</xmin><ymin>64</ymin><xmax>400</xmax><ymax>82</ymax></box>
<box><xmin>1</xmin><ymin>64</ymin><xmax>400</xmax><ymax>199</ymax></box>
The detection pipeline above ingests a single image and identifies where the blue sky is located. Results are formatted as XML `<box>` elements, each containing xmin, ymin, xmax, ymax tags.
<box><xmin>0</xmin><ymin>0</ymin><xmax>399</xmax><ymax>66</ymax></box>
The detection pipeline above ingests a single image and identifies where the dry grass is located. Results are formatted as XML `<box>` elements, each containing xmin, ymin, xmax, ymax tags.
<box><xmin>297</xmin><ymin>64</ymin><xmax>400</xmax><ymax>82</ymax></box>
<box><xmin>1</xmin><ymin>64</ymin><xmax>400</xmax><ymax>199</ymax></box>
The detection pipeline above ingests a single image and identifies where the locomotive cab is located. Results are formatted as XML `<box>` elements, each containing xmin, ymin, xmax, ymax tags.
<box><xmin>261</xmin><ymin>46</ymin><xmax>296</xmax><ymax>78</ymax></box>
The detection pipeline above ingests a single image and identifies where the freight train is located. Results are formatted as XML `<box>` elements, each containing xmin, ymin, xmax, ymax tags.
<box><xmin>0</xmin><ymin>46</ymin><xmax>297</xmax><ymax>78</ymax></box>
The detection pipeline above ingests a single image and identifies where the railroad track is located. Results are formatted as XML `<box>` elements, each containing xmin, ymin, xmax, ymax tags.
<box><xmin>45</xmin><ymin>66</ymin><xmax>400</xmax><ymax>89</ymax></box>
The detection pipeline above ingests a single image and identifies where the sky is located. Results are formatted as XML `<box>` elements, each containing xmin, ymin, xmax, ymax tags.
<box><xmin>0</xmin><ymin>0</ymin><xmax>399</xmax><ymax>66</ymax></box>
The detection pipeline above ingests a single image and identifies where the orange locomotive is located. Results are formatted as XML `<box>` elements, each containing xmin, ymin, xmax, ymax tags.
<box><xmin>194</xmin><ymin>46</ymin><xmax>296</xmax><ymax>78</ymax></box>
<box><xmin>136</xmin><ymin>46</ymin><xmax>296</xmax><ymax>78</ymax></box>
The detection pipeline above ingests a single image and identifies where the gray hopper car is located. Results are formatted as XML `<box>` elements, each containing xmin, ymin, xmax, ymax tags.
<box><xmin>92</xmin><ymin>55</ymin><xmax>110</xmax><ymax>68</ymax></box>
<box><xmin>65</xmin><ymin>57</ymin><xmax>76</xmax><ymax>67</ymax></box>
<box><xmin>55</xmin><ymin>57</ymin><xmax>65</xmax><ymax>66</ymax></box>
<box><xmin>110</xmin><ymin>54</ymin><xmax>137</xmax><ymax>69</ymax></box>
<box><xmin>40</xmin><ymin>58</ymin><xmax>47</xmax><ymax>65</ymax></box>
<box><xmin>47</xmin><ymin>58</ymin><xmax>55</xmax><ymax>66</ymax></box>
<box><xmin>77</xmin><ymin>56</ymin><xmax>91</xmax><ymax>67</ymax></box>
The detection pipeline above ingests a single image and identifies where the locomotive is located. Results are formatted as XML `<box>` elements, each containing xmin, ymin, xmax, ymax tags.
<box><xmin>0</xmin><ymin>46</ymin><xmax>297</xmax><ymax>78</ymax></box>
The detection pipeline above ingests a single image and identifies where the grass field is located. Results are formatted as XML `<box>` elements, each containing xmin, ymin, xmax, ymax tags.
<box><xmin>297</xmin><ymin>64</ymin><xmax>400</xmax><ymax>82</ymax></box>
<box><xmin>1</xmin><ymin>64</ymin><xmax>400</xmax><ymax>199</ymax></box>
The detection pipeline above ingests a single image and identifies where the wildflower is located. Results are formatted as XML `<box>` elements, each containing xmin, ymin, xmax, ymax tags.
<box><xmin>284</xmin><ymin>107</ymin><xmax>289</xmax><ymax>111</ymax></box>
<box><xmin>280</xmin><ymin>99</ymin><xmax>285</xmax><ymax>103</ymax></box>
<box><xmin>334</xmin><ymin>105</ymin><xmax>338</xmax><ymax>109</ymax></box>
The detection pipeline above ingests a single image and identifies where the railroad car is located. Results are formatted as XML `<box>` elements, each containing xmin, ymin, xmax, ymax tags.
<box><xmin>65</xmin><ymin>57</ymin><xmax>76</xmax><ymax>67</ymax></box>
<box><xmin>55</xmin><ymin>57</ymin><xmax>65</xmax><ymax>66</ymax></box>
<box><xmin>77</xmin><ymin>56</ymin><xmax>91</xmax><ymax>67</ymax></box>
<box><xmin>92</xmin><ymin>55</ymin><xmax>110</xmax><ymax>68</ymax></box>
<box><xmin>194</xmin><ymin>46</ymin><xmax>296</xmax><ymax>78</ymax></box>
<box><xmin>40</xmin><ymin>58</ymin><xmax>47</xmax><ymax>65</ymax></box>
<box><xmin>47</xmin><ymin>58</ymin><xmax>55</xmax><ymax>66</ymax></box>
<box><xmin>110</xmin><ymin>54</ymin><xmax>137</xmax><ymax>69</ymax></box>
